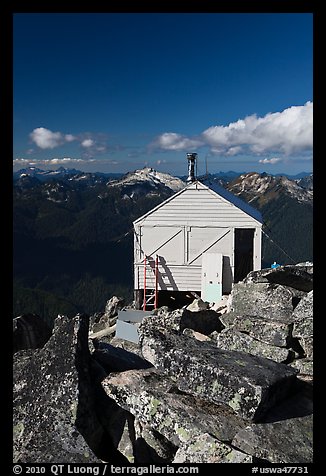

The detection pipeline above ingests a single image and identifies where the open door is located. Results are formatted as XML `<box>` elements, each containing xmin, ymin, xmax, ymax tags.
<box><xmin>234</xmin><ymin>228</ymin><xmax>254</xmax><ymax>282</ymax></box>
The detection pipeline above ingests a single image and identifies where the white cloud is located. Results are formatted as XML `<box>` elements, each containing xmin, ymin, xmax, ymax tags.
<box><xmin>81</xmin><ymin>139</ymin><xmax>94</xmax><ymax>148</ymax></box>
<box><xmin>153</xmin><ymin>102</ymin><xmax>313</xmax><ymax>157</ymax></box>
<box><xmin>259</xmin><ymin>158</ymin><xmax>282</xmax><ymax>165</ymax></box>
<box><xmin>152</xmin><ymin>132</ymin><xmax>203</xmax><ymax>151</ymax></box>
<box><xmin>30</xmin><ymin>128</ymin><xmax>63</xmax><ymax>149</ymax></box>
<box><xmin>202</xmin><ymin>102</ymin><xmax>313</xmax><ymax>155</ymax></box>
<box><xmin>30</xmin><ymin>127</ymin><xmax>77</xmax><ymax>149</ymax></box>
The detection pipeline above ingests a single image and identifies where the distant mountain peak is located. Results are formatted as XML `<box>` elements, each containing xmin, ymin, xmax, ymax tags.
<box><xmin>227</xmin><ymin>172</ymin><xmax>313</xmax><ymax>205</ymax></box>
<box><xmin>108</xmin><ymin>167</ymin><xmax>186</xmax><ymax>193</ymax></box>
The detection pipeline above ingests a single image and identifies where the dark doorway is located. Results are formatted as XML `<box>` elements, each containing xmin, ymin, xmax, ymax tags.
<box><xmin>234</xmin><ymin>228</ymin><xmax>255</xmax><ymax>282</ymax></box>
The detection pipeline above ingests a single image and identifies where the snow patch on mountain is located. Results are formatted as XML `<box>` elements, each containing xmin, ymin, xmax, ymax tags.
<box><xmin>228</xmin><ymin>172</ymin><xmax>313</xmax><ymax>205</ymax></box>
<box><xmin>108</xmin><ymin>167</ymin><xmax>186</xmax><ymax>193</ymax></box>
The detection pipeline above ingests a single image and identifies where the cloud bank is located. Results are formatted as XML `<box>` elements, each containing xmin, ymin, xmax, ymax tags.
<box><xmin>153</xmin><ymin>102</ymin><xmax>313</xmax><ymax>157</ymax></box>
<box><xmin>13</xmin><ymin>157</ymin><xmax>119</xmax><ymax>167</ymax></box>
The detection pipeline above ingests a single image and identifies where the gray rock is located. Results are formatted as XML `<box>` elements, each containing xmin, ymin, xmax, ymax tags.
<box><xmin>91</xmin><ymin>340</ymin><xmax>153</xmax><ymax>373</ymax></box>
<box><xmin>244</xmin><ymin>264</ymin><xmax>313</xmax><ymax>292</ymax></box>
<box><xmin>218</xmin><ymin>311</ymin><xmax>239</xmax><ymax>329</ymax></box>
<box><xmin>13</xmin><ymin>314</ymin><xmax>52</xmax><ymax>353</ymax></box>
<box><xmin>173</xmin><ymin>433</ymin><xmax>252</xmax><ymax>463</ymax></box>
<box><xmin>111</xmin><ymin>413</ymin><xmax>135</xmax><ymax>463</ymax></box>
<box><xmin>14</xmin><ymin>314</ymin><xmax>103</xmax><ymax>463</ymax></box>
<box><xmin>182</xmin><ymin>328</ymin><xmax>211</xmax><ymax>342</ymax></box>
<box><xmin>150</xmin><ymin>308</ymin><xmax>184</xmax><ymax>332</ymax></box>
<box><xmin>232</xmin><ymin>314</ymin><xmax>293</xmax><ymax>347</ymax></box>
<box><xmin>91</xmin><ymin>296</ymin><xmax>124</xmax><ymax>333</ymax></box>
<box><xmin>186</xmin><ymin>298</ymin><xmax>209</xmax><ymax>311</ymax></box>
<box><xmin>139</xmin><ymin>326</ymin><xmax>298</xmax><ymax>421</ymax></box>
<box><xmin>102</xmin><ymin>368</ymin><xmax>246</xmax><ymax>445</ymax></box>
<box><xmin>290</xmin><ymin>359</ymin><xmax>313</xmax><ymax>378</ymax></box>
<box><xmin>232</xmin><ymin>379</ymin><xmax>313</xmax><ymax>463</ymax></box>
<box><xmin>232</xmin><ymin>414</ymin><xmax>313</xmax><ymax>463</ymax></box>
<box><xmin>133</xmin><ymin>421</ymin><xmax>177</xmax><ymax>464</ymax></box>
<box><xmin>142</xmin><ymin>307</ymin><xmax>224</xmax><ymax>337</ymax></box>
<box><xmin>292</xmin><ymin>291</ymin><xmax>313</xmax><ymax>321</ymax></box>
<box><xmin>292</xmin><ymin>291</ymin><xmax>313</xmax><ymax>359</ymax></box>
<box><xmin>301</xmin><ymin>337</ymin><xmax>313</xmax><ymax>360</ymax></box>
<box><xmin>110</xmin><ymin>337</ymin><xmax>144</xmax><ymax>358</ymax></box>
<box><xmin>181</xmin><ymin>309</ymin><xmax>225</xmax><ymax>335</ymax></box>
<box><xmin>293</xmin><ymin>320</ymin><xmax>313</xmax><ymax>359</ymax></box>
<box><xmin>230</xmin><ymin>283</ymin><xmax>298</xmax><ymax>321</ymax></box>
<box><xmin>293</xmin><ymin>317</ymin><xmax>313</xmax><ymax>339</ymax></box>
<box><xmin>214</xmin><ymin>329</ymin><xmax>291</xmax><ymax>363</ymax></box>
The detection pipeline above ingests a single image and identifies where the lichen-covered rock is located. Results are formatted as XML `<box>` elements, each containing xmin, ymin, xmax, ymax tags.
<box><xmin>230</xmin><ymin>283</ymin><xmax>299</xmax><ymax>321</ymax></box>
<box><xmin>102</xmin><ymin>368</ymin><xmax>246</xmax><ymax>445</ymax></box>
<box><xmin>133</xmin><ymin>421</ymin><xmax>177</xmax><ymax>464</ymax></box>
<box><xmin>293</xmin><ymin>322</ymin><xmax>313</xmax><ymax>359</ymax></box>
<box><xmin>232</xmin><ymin>315</ymin><xmax>293</xmax><ymax>347</ymax></box>
<box><xmin>232</xmin><ymin>378</ymin><xmax>313</xmax><ymax>463</ymax></box>
<box><xmin>232</xmin><ymin>414</ymin><xmax>313</xmax><ymax>463</ymax></box>
<box><xmin>13</xmin><ymin>314</ymin><xmax>52</xmax><ymax>353</ymax></box>
<box><xmin>173</xmin><ymin>433</ymin><xmax>252</xmax><ymax>463</ymax></box>
<box><xmin>138</xmin><ymin>326</ymin><xmax>298</xmax><ymax>421</ymax></box>
<box><xmin>143</xmin><ymin>307</ymin><xmax>224</xmax><ymax>337</ymax></box>
<box><xmin>292</xmin><ymin>291</ymin><xmax>313</xmax><ymax>359</ymax></box>
<box><xmin>290</xmin><ymin>359</ymin><xmax>313</xmax><ymax>378</ymax></box>
<box><xmin>292</xmin><ymin>290</ymin><xmax>313</xmax><ymax>321</ymax></box>
<box><xmin>13</xmin><ymin>314</ymin><xmax>103</xmax><ymax>463</ymax></box>
<box><xmin>150</xmin><ymin>308</ymin><xmax>184</xmax><ymax>332</ymax></box>
<box><xmin>244</xmin><ymin>264</ymin><xmax>313</xmax><ymax>292</ymax></box>
<box><xmin>213</xmin><ymin>329</ymin><xmax>291</xmax><ymax>363</ymax></box>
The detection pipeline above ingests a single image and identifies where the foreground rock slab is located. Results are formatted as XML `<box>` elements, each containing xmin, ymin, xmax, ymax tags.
<box><xmin>173</xmin><ymin>433</ymin><xmax>252</xmax><ymax>463</ymax></box>
<box><xmin>232</xmin><ymin>379</ymin><xmax>313</xmax><ymax>463</ymax></box>
<box><xmin>139</xmin><ymin>324</ymin><xmax>298</xmax><ymax>421</ymax></box>
<box><xmin>232</xmin><ymin>314</ymin><xmax>293</xmax><ymax>347</ymax></box>
<box><xmin>213</xmin><ymin>329</ymin><xmax>291</xmax><ymax>363</ymax></box>
<box><xmin>102</xmin><ymin>368</ymin><xmax>249</xmax><ymax>462</ymax></box>
<box><xmin>292</xmin><ymin>291</ymin><xmax>313</xmax><ymax>359</ymax></box>
<box><xmin>244</xmin><ymin>264</ymin><xmax>313</xmax><ymax>292</ymax></box>
<box><xmin>13</xmin><ymin>314</ymin><xmax>102</xmax><ymax>463</ymax></box>
<box><xmin>232</xmin><ymin>414</ymin><xmax>313</xmax><ymax>463</ymax></box>
<box><xmin>230</xmin><ymin>283</ymin><xmax>299</xmax><ymax>321</ymax></box>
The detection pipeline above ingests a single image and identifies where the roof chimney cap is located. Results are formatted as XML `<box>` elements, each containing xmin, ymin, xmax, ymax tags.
<box><xmin>186</xmin><ymin>153</ymin><xmax>197</xmax><ymax>183</ymax></box>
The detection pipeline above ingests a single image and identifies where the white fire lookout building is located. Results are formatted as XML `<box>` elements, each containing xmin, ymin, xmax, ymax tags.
<box><xmin>133</xmin><ymin>154</ymin><xmax>263</xmax><ymax>310</ymax></box>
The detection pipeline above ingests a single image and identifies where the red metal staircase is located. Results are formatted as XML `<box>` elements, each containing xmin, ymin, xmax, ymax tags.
<box><xmin>143</xmin><ymin>255</ymin><xmax>159</xmax><ymax>311</ymax></box>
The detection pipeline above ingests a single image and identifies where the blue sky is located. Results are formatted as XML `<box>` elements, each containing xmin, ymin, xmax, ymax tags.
<box><xmin>13</xmin><ymin>13</ymin><xmax>313</xmax><ymax>176</ymax></box>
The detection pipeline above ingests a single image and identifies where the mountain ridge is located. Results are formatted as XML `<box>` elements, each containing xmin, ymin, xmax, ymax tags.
<box><xmin>13</xmin><ymin>166</ymin><xmax>313</xmax><ymax>321</ymax></box>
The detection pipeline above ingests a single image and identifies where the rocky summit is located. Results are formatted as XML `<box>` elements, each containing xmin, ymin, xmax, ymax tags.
<box><xmin>13</xmin><ymin>263</ymin><xmax>313</xmax><ymax>463</ymax></box>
